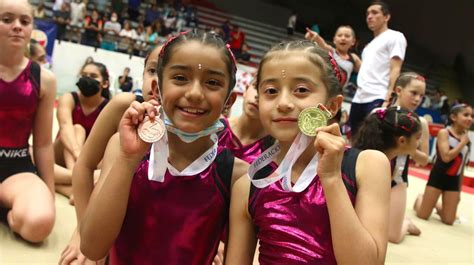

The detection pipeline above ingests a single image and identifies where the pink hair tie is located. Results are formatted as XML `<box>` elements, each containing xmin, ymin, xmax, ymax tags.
<box><xmin>375</xmin><ymin>108</ymin><xmax>387</xmax><ymax>120</ymax></box>
<box><xmin>225</xmin><ymin>44</ymin><xmax>237</xmax><ymax>72</ymax></box>
<box><xmin>159</xmin><ymin>31</ymin><xmax>190</xmax><ymax>58</ymax></box>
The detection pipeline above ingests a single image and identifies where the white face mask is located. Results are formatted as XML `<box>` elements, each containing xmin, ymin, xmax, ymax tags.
<box><xmin>111</xmin><ymin>16</ymin><xmax>117</xmax><ymax>22</ymax></box>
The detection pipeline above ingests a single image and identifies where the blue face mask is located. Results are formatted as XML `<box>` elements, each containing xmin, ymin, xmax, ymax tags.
<box><xmin>163</xmin><ymin>112</ymin><xmax>224</xmax><ymax>143</ymax></box>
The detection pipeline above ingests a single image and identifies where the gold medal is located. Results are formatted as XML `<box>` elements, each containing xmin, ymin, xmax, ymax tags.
<box><xmin>298</xmin><ymin>104</ymin><xmax>332</xmax><ymax>136</ymax></box>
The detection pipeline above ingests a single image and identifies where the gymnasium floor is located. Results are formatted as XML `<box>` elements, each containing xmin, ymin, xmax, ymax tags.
<box><xmin>1</xmin><ymin>169</ymin><xmax>473</xmax><ymax>265</ymax></box>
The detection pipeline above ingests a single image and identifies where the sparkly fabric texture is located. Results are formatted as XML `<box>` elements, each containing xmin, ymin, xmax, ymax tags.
<box><xmin>0</xmin><ymin>61</ymin><xmax>38</xmax><ymax>148</ymax></box>
<box><xmin>110</xmin><ymin>147</ymin><xmax>231</xmax><ymax>265</ymax></box>
<box><xmin>249</xmin><ymin>149</ymin><xmax>358</xmax><ymax>265</ymax></box>
<box><xmin>218</xmin><ymin>118</ymin><xmax>272</xmax><ymax>164</ymax></box>
<box><xmin>70</xmin><ymin>92</ymin><xmax>108</xmax><ymax>136</ymax></box>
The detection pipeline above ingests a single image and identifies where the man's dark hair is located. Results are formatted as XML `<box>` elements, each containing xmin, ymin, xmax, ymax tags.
<box><xmin>370</xmin><ymin>1</ymin><xmax>391</xmax><ymax>15</ymax></box>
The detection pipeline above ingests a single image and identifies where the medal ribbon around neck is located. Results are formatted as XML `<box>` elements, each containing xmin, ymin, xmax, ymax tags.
<box><xmin>248</xmin><ymin>133</ymin><xmax>320</xmax><ymax>192</ymax></box>
<box><xmin>248</xmin><ymin>104</ymin><xmax>332</xmax><ymax>192</ymax></box>
<box><xmin>148</xmin><ymin>133</ymin><xmax>219</xmax><ymax>182</ymax></box>
<box><xmin>147</xmin><ymin>89</ymin><xmax>225</xmax><ymax>182</ymax></box>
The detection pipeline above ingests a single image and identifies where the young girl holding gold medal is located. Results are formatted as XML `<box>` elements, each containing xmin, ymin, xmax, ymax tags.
<box><xmin>226</xmin><ymin>40</ymin><xmax>391</xmax><ymax>265</ymax></box>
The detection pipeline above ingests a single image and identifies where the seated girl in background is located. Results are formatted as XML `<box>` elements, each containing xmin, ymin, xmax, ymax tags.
<box><xmin>353</xmin><ymin>105</ymin><xmax>424</xmax><ymax>243</ymax></box>
<box><xmin>381</xmin><ymin>72</ymin><xmax>429</xmax><ymax>243</ymax></box>
<box><xmin>226</xmin><ymin>40</ymin><xmax>391</xmax><ymax>265</ymax></box>
<box><xmin>0</xmin><ymin>0</ymin><xmax>56</xmax><ymax>243</ymax></box>
<box><xmin>218</xmin><ymin>79</ymin><xmax>273</xmax><ymax>164</ymax></box>
<box><xmin>54</xmin><ymin>62</ymin><xmax>110</xmax><ymax>202</ymax></box>
<box><xmin>414</xmin><ymin>103</ymin><xmax>472</xmax><ymax>225</ymax></box>
<box><xmin>59</xmin><ymin>45</ymin><xmax>162</xmax><ymax>265</ymax></box>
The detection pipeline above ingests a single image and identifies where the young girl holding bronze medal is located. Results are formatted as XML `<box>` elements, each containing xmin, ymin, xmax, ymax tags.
<box><xmin>79</xmin><ymin>31</ymin><xmax>249</xmax><ymax>265</ymax></box>
<box><xmin>226</xmin><ymin>40</ymin><xmax>391</xmax><ymax>265</ymax></box>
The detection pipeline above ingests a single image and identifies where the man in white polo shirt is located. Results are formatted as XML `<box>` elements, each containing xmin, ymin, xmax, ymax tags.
<box><xmin>349</xmin><ymin>1</ymin><xmax>407</xmax><ymax>136</ymax></box>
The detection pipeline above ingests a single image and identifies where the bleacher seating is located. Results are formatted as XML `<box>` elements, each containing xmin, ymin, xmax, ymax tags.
<box><xmin>194</xmin><ymin>5</ymin><xmax>305</xmax><ymax>64</ymax></box>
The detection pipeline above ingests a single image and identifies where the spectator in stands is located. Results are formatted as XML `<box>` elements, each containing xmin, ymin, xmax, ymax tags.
<box><xmin>53</xmin><ymin>0</ymin><xmax>65</xmax><ymax>12</ymax></box>
<box><xmin>229</xmin><ymin>24</ymin><xmax>245</xmax><ymax>55</ymax></box>
<box><xmin>118</xmin><ymin>20</ymin><xmax>137</xmax><ymax>53</ymax></box>
<box><xmin>349</xmin><ymin>1</ymin><xmax>407</xmax><ymax>137</ymax></box>
<box><xmin>163</xmin><ymin>8</ymin><xmax>177</xmax><ymax>35</ymax></box>
<box><xmin>145</xmin><ymin>23</ymin><xmax>164</xmax><ymax>54</ymax></box>
<box><xmin>176</xmin><ymin>6</ymin><xmax>187</xmax><ymax>33</ymax></box>
<box><xmin>221</xmin><ymin>20</ymin><xmax>231</xmax><ymax>42</ymax></box>
<box><xmin>421</xmin><ymin>92</ymin><xmax>432</xmax><ymax>108</ymax></box>
<box><xmin>96</xmin><ymin>0</ymin><xmax>108</xmax><ymax>12</ymax></box>
<box><xmin>33</xmin><ymin>1</ymin><xmax>45</xmax><ymax>19</ymax></box>
<box><xmin>111</xmin><ymin>0</ymin><xmax>124</xmax><ymax>15</ymax></box>
<box><xmin>185</xmin><ymin>5</ymin><xmax>198</xmax><ymax>27</ymax></box>
<box><xmin>118</xmin><ymin>67</ymin><xmax>134</xmax><ymax>92</ymax></box>
<box><xmin>134</xmin><ymin>24</ymin><xmax>147</xmax><ymax>55</ymax></box>
<box><xmin>430</xmin><ymin>88</ymin><xmax>448</xmax><ymax>110</ymax></box>
<box><xmin>287</xmin><ymin>10</ymin><xmax>297</xmax><ymax>36</ymax></box>
<box><xmin>120</xmin><ymin>6</ymin><xmax>130</xmax><ymax>25</ymax></box>
<box><xmin>54</xmin><ymin>2</ymin><xmax>71</xmax><ymax>42</ymax></box>
<box><xmin>82</xmin><ymin>9</ymin><xmax>104</xmax><ymax>48</ymax></box>
<box><xmin>70</xmin><ymin>0</ymin><xmax>86</xmax><ymax>27</ymax></box>
<box><xmin>128</xmin><ymin>0</ymin><xmax>141</xmax><ymax>21</ymax></box>
<box><xmin>101</xmin><ymin>12</ymin><xmax>122</xmax><ymax>51</ymax></box>
<box><xmin>145</xmin><ymin>3</ymin><xmax>161</xmax><ymax>27</ymax></box>
<box><xmin>237</xmin><ymin>42</ymin><xmax>251</xmax><ymax>63</ymax></box>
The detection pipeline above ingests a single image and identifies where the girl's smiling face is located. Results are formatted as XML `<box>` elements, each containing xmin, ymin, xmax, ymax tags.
<box><xmin>258</xmin><ymin>52</ymin><xmax>333</xmax><ymax>143</ymax></box>
<box><xmin>160</xmin><ymin>41</ymin><xmax>230</xmax><ymax>133</ymax></box>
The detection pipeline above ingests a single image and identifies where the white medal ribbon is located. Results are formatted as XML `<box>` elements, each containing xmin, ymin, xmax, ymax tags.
<box><xmin>392</xmin><ymin>155</ymin><xmax>407</xmax><ymax>184</ymax></box>
<box><xmin>248</xmin><ymin>133</ymin><xmax>319</xmax><ymax>192</ymax></box>
<box><xmin>148</xmin><ymin>133</ymin><xmax>219</xmax><ymax>182</ymax></box>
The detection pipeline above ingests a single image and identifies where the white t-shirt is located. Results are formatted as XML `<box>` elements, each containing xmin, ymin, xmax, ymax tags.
<box><xmin>104</xmin><ymin>21</ymin><xmax>122</xmax><ymax>35</ymax></box>
<box><xmin>70</xmin><ymin>2</ymin><xmax>86</xmax><ymax>26</ymax></box>
<box><xmin>53</xmin><ymin>0</ymin><xmax>64</xmax><ymax>11</ymax></box>
<box><xmin>120</xmin><ymin>29</ymin><xmax>137</xmax><ymax>39</ymax></box>
<box><xmin>287</xmin><ymin>15</ymin><xmax>296</xmax><ymax>29</ymax></box>
<box><xmin>353</xmin><ymin>29</ymin><xmax>407</xmax><ymax>103</ymax></box>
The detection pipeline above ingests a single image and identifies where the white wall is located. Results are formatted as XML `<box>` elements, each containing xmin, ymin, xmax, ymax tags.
<box><xmin>51</xmin><ymin>40</ymin><xmax>146</xmax><ymax>96</ymax></box>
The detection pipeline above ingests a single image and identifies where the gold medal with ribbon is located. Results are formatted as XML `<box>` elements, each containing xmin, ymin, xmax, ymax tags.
<box><xmin>297</xmin><ymin>104</ymin><xmax>332</xmax><ymax>136</ymax></box>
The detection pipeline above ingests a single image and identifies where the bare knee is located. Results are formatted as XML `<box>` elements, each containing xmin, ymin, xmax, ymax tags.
<box><xmin>416</xmin><ymin>211</ymin><xmax>430</xmax><ymax>220</ymax></box>
<box><xmin>441</xmin><ymin>218</ymin><xmax>455</xmax><ymax>225</ymax></box>
<box><xmin>12</xmin><ymin>210</ymin><xmax>55</xmax><ymax>243</ymax></box>
<box><xmin>388</xmin><ymin>231</ymin><xmax>404</xmax><ymax>244</ymax></box>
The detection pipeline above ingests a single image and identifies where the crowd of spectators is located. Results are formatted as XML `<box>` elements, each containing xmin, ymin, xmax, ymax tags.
<box><xmin>34</xmin><ymin>0</ymin><xmax>199</xmax><ymax>56</ymax></box>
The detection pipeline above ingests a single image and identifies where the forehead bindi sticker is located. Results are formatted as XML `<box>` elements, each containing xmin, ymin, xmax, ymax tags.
<box><xmin>281</xmin><ymin>69</ymin><xmax>286</xmax><ymax>79</ymax></box>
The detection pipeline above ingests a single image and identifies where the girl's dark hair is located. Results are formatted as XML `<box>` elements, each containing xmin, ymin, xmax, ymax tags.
<box><xmin>256</xmin><ymin>40</ymin><xmax>343</xmax><ymax>98</ymax></box>
<box><xmin>83</xmin><ymin>62</ymin><xmax>111</xmax><ymax>100</ymax></box>
<box><xmin>448</xmin><ymin>103</ymin><xmax>471</xmax><ymax>125</ymax></box>
<box><xmin>370</xmin><ymin>1</ymin><xmax>391</xmax><ymax>15</ymax></box>
<box><xmin>157</xmin><ymin>30</ymin><xmax>237</xmax><ymax>96</ymax></box>
<box><xmin>353</xmin><ymin>106</ymin><xmax>421</xmax><ymax>152</ymax></box>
